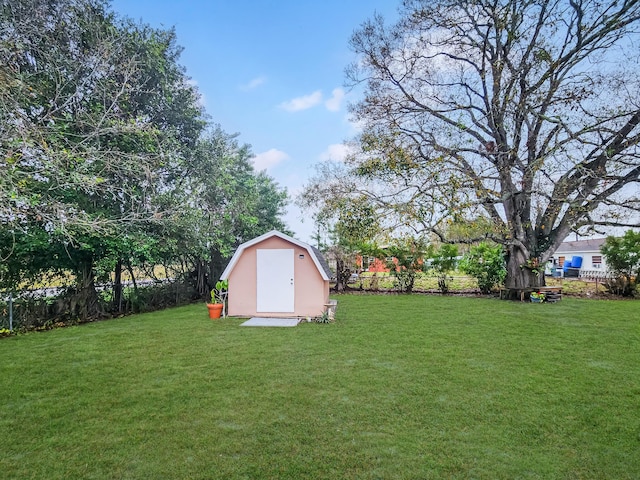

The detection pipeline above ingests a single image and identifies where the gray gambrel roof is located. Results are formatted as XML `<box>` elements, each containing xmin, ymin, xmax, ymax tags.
<box><xmin>310</xmin><ymin>245</ymin><xmax>332</xmax><ymax>279</ymax></box>
<box><xmin>221</xmin><ymin>230</ymin><xmax>331</xmax><ymax>281</ymax></box>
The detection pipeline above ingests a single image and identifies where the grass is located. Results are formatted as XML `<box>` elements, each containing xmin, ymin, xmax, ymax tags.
<box><xmin>1</xmin><ymin>295</ymin><xmax>639</xmax><ymax>479</ymax></box>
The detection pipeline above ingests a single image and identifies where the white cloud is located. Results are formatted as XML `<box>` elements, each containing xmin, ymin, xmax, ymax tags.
<box><xmin>252</xmin><ymin>148</ymin><xmax>289</xmax><ymax>171</ymax></box>
<box><xmin>347</xmin><ymin>115</ymin><xmax>366</xmax><ymax>134</ymax></box>
<box><xmin>325</xmin><ymin>88</ymin><xmax>345</xmax><ymax>112</ymax></box>
<box><xmin>278</xmin><ymin>172</ymin><xmax>304</xmax><ymax>192</ymax></box>
<box><xmin>279</xmin><ymin>90</ymin><xmax>323</xmax><ymax>112</ymax></box>
<box><xmin>240</xmin><ymin>75</ymin><xmax>267</xmax><ymax>91</ymax></box>
<box><xmin>319</xmin><ymin>143</ymin><xmax>355</xmax><ymax>162</ymax></box>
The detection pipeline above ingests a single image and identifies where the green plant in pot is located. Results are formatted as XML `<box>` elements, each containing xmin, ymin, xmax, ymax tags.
<box><xmin>207</xmin><ymin>279</ymin><xmax>228</xmax><ymax>319</ymax></box>
<box><xmin>530</xmin><ymin>291</ymin><xmax>545</xmax><ymax>303</ymax></box>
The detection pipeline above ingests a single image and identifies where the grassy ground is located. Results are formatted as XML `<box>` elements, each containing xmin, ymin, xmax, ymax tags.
<box><xmin>1</xmin><ymin>295</ymin><xmax>638</xmax><ymax>479</ymax></box>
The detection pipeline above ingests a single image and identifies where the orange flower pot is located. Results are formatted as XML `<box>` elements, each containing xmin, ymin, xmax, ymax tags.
<box><xmin>207</xmin><ymin>303</ymin><xmax>223</xmax><ymax>319</ymax></box>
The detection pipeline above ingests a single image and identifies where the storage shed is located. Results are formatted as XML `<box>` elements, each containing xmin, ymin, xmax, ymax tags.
<box><xmin>220</xmin><ymin>230</ymin><xmax>332</xmax><ymax>318</ymax></box>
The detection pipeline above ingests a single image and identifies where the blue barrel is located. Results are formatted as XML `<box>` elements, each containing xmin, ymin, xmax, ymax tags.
<box><xmin>563</xmin><ymin>259</ymin><xmax>572</xmax><ymax>271</ymax></box>
<box><xmin>571</xmin><ymin>256</ymin><xmax>583</xmax><ymax>268</ymax></box>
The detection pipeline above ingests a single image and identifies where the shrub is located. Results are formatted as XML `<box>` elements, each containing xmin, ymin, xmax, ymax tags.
<box><xmin>376</xmin><ymin>239</ymin><xmax>427</xmax><ymax>293</ymax></box>
<box><xmin>601</xmin><ymin>231</ymin><xmax>640</xmax><ymax>297</ymax></box>
<box><xmin>458</xmin><ymin>242</ymin><xmax>507</xmax><ymax>294</ymax></box>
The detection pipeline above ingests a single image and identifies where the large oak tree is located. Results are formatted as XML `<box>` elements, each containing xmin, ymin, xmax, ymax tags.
<box><xmin>340</xmin><ymin>0</ymin><xmax>640</xmax><ymax>289</ymax></box>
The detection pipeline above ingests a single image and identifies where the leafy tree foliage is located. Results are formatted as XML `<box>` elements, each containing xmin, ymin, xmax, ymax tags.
<box><xmin>1</xmin><ymin>0</ymin><xmax>201</xmax><ymax>233</ymax></box>
<box><xmin>1</xmin><ymin>0</ymin><xmax>211</xmax><ymax>318</ymax></box>
<box><xmin>298</xmin><ymin>177</ymin><xmax>381</xmax><ymax>291</ymax></box>
<box><xmin>0</xmin><ymin>1</ymin><xmax>291</xmax><ymax>323</ymax></box>
<box><xmin>321</xmin><ymin>0</ymin><xmax>640</xmax><ymax>290</ymax></box>
<box><xmin>334</xmin><ymin>197</ymin><xmax>380</xmax><ymax>249</ymax></box>
<box><xmin>601</xmin><ymin>230</ymin><xmax>640</xmax><ymax>296</ymax></box>
<box><xmin>177</xmin><ymin>126</ymin><xmax>290</xmax><ymax>296</ymax></box>
<box><xmin>459</xmin><ymin>242</ymin><xmax>507</xmax><ymax>294</ymax></box>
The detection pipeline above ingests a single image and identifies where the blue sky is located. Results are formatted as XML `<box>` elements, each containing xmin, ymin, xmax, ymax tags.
<box><xmin>110</xmin><ymin>0</ymin><xmax>400</xmax><ymax>243</ymax></box>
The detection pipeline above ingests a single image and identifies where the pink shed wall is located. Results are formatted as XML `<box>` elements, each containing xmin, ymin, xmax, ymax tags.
<box><xmin>227</xmin><ymin>236</ymin><xmax>330</xmax><ymax>318</ymax></box>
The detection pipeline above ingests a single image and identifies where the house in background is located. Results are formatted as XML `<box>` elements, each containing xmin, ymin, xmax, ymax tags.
<box><xmin>550</xmin><ymin>238</ymin><xmax>608</xmax><ymax>277</ymax></box>
<box><xmin>220</xmin><ymin>230</ymin><xmax>332</xmax><ymax>318</ymax></box>
<box><xmin>355</xmin><ymin>254</ymin><xmax>393</xmax><ymax>273</ymax></box>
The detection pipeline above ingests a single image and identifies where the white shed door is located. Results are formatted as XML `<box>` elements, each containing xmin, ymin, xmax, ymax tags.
<box><xmin>256</xmin><ymin>249</ymin><xmax>294</xmax><ymax>312</ymax></box>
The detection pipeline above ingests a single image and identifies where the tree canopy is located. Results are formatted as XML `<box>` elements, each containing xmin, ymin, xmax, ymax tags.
<box><xmin>1</xmin><ymin>0</ymin><xmax>291</xmax><ymax>323</ymax></box>
<box><xmin>306</xmin><ymin>0</ymin><xmax>640</xmax><ymax>289</ymax></box>
<box><xmin>1</xmin><ymin>0</ymin><xmax>204</xmax><ymax>235</ymax></box>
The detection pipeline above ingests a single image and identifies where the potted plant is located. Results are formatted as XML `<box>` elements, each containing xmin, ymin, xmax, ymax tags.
<box><xmin>207</xmin><ymin>279</ymin><xmax>228</xmax><ymax>319</ymax></box>
<box><xmin>530</xmin><ymin>291</ymin><xmax>545</xmax><ymax>303</ymax></box>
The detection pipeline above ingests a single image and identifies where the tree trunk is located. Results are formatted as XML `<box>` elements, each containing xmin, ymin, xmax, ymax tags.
<box><xmin>334</xmin><ymin>258</ymin><xmax>350</xmax><ymax>292</ymax></box>
<box><xmin>208</xmin><ymin>248</ymin><xmax>226</xmax><ymax>291</ymax></box>
<box><xmin>126</xmin><ymin>262</ymin><xmax>138</xmax><ymax>291</ymax></box>
<box><xmin>113</xmin><ymin>258</ymin><xmax>123</xmax><ymax>313</ymax></box>
<box><xmin>74</xmin><ymin>259</ymin><xmax>102</xmax><ymax>321</ymax></box>
<box><xmin>505</xmin><ymin>245</ymin><xmax>545</xmax><ymax>289</ymax></box>
<box><xmin>191</xmin><ymin>258</ymin><xmax>209</xmax><ymax>298</ymax></box>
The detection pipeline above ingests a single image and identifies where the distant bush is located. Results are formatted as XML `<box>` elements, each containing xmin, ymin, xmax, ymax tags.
<box><xmin>601</xmin><ymin>231</ymin><xmax>640</xmax><ymax>297</ymax></box>
<box><xmin>458</xmin><ymin>242</ymin><xmax>506</xmax><ymax>294</ymax></box>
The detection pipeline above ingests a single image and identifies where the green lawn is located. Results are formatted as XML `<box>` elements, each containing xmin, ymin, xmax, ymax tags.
<box><xmin>1</xmin><ymin>295</ymin><xmax>639</xmax><ymax>479</ymax></box>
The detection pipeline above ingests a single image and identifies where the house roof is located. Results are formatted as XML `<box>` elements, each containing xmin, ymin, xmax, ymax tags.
<box><xmin>555</xmin><ymin>238</ymin><xmax>606</xmax><ymax>254</ymax></box>
<box><xmin>220</xmin><ymin>230</ymin><xmax>331</xmax><ymax>281</ymax></box>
